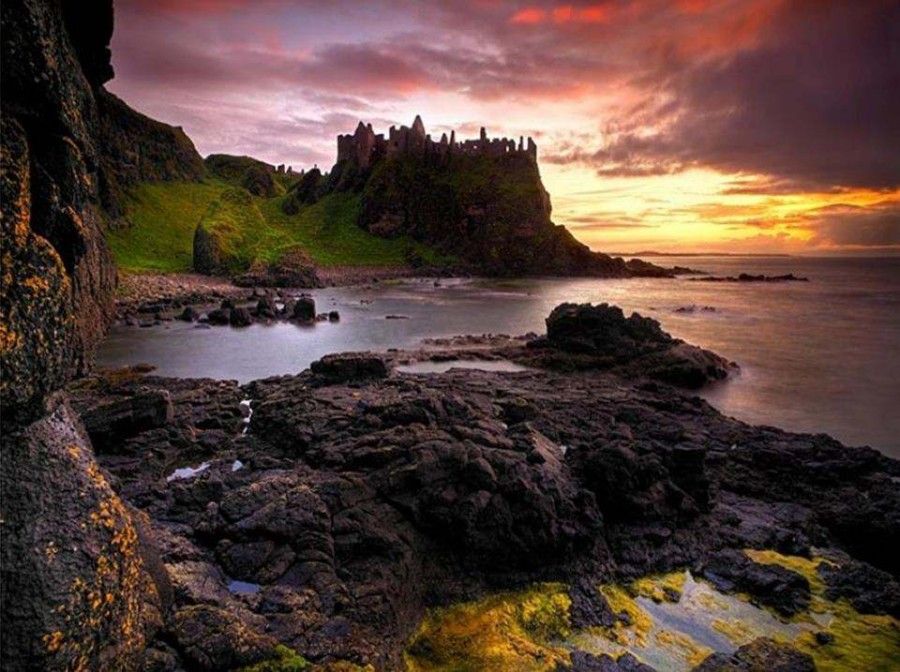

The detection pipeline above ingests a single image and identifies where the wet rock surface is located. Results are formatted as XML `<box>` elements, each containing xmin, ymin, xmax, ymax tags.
<box><xmin>691</xmin><ymin>637</ymin><xmax>815</xmax><ymax>671</ymax></box>
<box><xmin>66</xmin><ymin>341</ymin><xmax>898</xmax><ymax>669</ymax></box>
<box><xmin>699</xmin><ymin>549</ymin><xmax>811</xmax><ymax>616</ymax></box>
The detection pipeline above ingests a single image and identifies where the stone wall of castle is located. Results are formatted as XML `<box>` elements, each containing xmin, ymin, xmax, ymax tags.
<box><xmin>336</xmin><ymin>115</ymin><xmax>537</xmax><ymax>168</ymax></box>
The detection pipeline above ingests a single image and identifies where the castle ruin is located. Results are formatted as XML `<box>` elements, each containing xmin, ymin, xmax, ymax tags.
<box><xmin>337</xmin><ymin>115</ymin><xmax>537</xmax><ymax>169</ymax></box>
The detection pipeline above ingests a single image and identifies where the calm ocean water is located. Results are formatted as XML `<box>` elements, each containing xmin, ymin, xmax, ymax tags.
<box><xmin>98</xmin><ymin>256</ymin><xmax>900</xmax><ymax>456</ymax></box>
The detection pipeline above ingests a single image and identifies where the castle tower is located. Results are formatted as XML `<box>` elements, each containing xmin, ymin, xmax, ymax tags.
<box><xmin>411</xmin><ymin>115</ymin><xmax>426</xmax><ymax>138</ymax></box>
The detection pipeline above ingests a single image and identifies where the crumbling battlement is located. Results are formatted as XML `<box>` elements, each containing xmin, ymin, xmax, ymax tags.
<box><xmin>337</xmin><ymin>115</ymin><xmax>537</xmax><ymax>169</ymax></box>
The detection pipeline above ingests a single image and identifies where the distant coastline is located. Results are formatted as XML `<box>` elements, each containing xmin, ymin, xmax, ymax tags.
<box><xmin>609</xmin><ymin>250</ymin><xmax>793</xmax><ymax>257</ymax></box>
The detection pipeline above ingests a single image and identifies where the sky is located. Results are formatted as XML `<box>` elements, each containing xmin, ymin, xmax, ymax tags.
<box><xmin>108</xmin><ymin>0</ymin><xmax>900</xmax><ymax>254</ymax></box>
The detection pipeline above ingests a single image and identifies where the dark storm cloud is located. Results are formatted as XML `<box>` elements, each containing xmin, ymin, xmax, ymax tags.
<box><xmin>556</xmin><ymin>1</ymin><xmax>900</xmax><ymax>191</ymax></box>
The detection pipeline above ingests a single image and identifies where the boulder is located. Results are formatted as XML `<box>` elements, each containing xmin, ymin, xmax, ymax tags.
<box><xmin>178</xmin><ymin>306</ymin><xmax>200</xmax><ymax>322</ymax></box>
<box><xmin>310</xmin><ymin>353</ymin><xmax>389</xmax><ymax>383</ymax></box>
<box><xmin>75</xmin><ymin>387</ymin><xmax>174</xmax><ymax>453</ymax></box>
<box><xmin>292</xmin><ymin>296</ymin><xmax>316</xmax><ymax>322</ymax></box>
<box><xmin>206</xmin><ymin>308</ymin><xmax>231</xmax><ymax>326</ymax></box>
<box><xmin>546</xmin><ymin>303</ymin><xmax>671</xmax><ymax>358</ymax></box>
<box><xmin>256</xmin><ymin>297</ymin><xmax>278</xmax><ymax>319</ymax></box>
<box><xmin>229</xmin><ymin>307</ymin><xmax>253</xmax><ymax>327</ymax></box>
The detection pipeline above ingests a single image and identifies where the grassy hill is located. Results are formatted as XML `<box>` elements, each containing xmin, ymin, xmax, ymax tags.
<box><xmin>107</xmin><ymin>177</ymin><xmax>446</xmax><ymax>274</ymax></box>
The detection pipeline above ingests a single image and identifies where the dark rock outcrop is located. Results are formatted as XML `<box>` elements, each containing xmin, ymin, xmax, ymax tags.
<box><xmin>817</xmin><ymin>554</ymin><xmax>900</xmax><ymax>617</ymax></box>
<box><xmin>692</xmin><ymin>637</ymin><xmax>815</xmax><ymax>672</ymax></box>
<box><xmin>1</xmin><ymin>3</ymin><xmax>197</xmax><ymax>667</ymax></box>
<box><xmin>233</xmin><ymin>248</ymin><xmax>324</xmax><ymax>288</ymax></box>
<box><xmin>1</xmin><ymin>0</ymin><xmax>117</xmax><ymax>422</ymax></box>
<box><xmin>692</xmin><ymin>273</ymin><xmax>809</xmax><ymax>283</ymax></box>
<box><xmin>241</xmin><ymin>163</ymin><xmax>277</xmax><ymax>197</ymax></box>
<box><xmin>310</xmin><ymin>353</ymin><xmax>390</xmax><ymax>383</ymax></box>
<box><xmin>700</xmin><ymin>549</ymin><xmax>811</xmax><ymax>616</ymax></box>
<box><xmin>517</xmin><ymin>303</ymin><xmax>734</xmax><ymax>388</ymax></box>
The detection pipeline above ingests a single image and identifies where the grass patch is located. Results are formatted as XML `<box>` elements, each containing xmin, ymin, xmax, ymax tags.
<box><xmin>110</xmin><ymin>180</ymin><xmax>449</xmax><ymax>274</ymax></box>
<box><xmin>107</xmin><ymin>179</ymin><xmax>225</xmax><ymax>272</ymax></box>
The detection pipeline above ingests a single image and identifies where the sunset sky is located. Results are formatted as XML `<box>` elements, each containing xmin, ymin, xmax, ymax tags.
<box><xmin>108</xmin><ymin>0</ymin><xmax>899</xmax><ymax>254</ymax></box>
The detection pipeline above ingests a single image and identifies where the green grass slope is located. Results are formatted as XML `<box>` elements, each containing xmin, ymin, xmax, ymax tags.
<box><xmin>109</xmin><ymin>179</ymin><xmax>445</xmax><ymax>274</ymax></box>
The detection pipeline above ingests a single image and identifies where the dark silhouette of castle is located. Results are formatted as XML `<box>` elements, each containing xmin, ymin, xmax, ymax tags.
<box><xmin>337</xmin><ymin>115</ymin><xmax>537</xmax><ymax>169</ymax></box>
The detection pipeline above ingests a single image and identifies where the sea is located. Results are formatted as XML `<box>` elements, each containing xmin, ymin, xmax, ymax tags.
<box><xmin>97</xmin><ymin>256</ymin><xmax>900</xmax><ymax>457</ymax></box>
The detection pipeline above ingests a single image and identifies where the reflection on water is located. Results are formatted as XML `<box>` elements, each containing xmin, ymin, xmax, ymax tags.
<box><xmin>98</xmin><ymin>257</ymin><xmax>900</xmax><ymax>455</ymax></box>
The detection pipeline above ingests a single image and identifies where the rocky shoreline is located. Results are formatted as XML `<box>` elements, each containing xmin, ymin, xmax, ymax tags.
<box><xmin>61</xmin><ymin>303</ymin><xmax>899</xmax><ymax>671</ymax></box>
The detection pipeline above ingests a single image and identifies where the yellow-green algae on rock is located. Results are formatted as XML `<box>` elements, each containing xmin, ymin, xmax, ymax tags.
<box><xmin>404</xmin><ymin>583</ymin><xmax>572</xmax><ymax>672</ymax></box>
<box><xmin>402</xmin><ymin>553</ymin><xmax>899</xmax><ymax>672</ymax></box>
<box><xmin>745</xmin><ymin>550</ymin><xmax>900</xmax><ymax>672</ymax></box>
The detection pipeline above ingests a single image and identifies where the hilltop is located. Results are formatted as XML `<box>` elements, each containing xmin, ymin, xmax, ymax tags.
<box><xmin>109</xmin><ymin>116</ymin><xmax>674</xmax><ymax>282</ymax></box>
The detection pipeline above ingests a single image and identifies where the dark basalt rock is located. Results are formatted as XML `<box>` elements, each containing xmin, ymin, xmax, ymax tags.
<box><xmin>520</xmin><ymin>303</ymin><xmax>734</xmax><ymax>388</ymax></box>
<box><xmin>229</xmin><ymin>307</ymin><xmax>253</xmax><ymax>327</ymax></box>
<box><xmin>817</xmin><ymin>554</ymin><xmax>900</xmax><ymax>617</ymax></box>
<box><xmin>700</xmin><ymin>549</ymin><xmax>811</xmax><ymax>616</ymax></box>
<box><xmin>692</xmin><ymin>273</ymin><xmax>809</xmax><ymax>283</ymax></box>
<box><xmin>178</xmin><ymin>306</ymin><xmax>200</xmax><ymax>322</ymax></box>
<box><xmin>0</xmin><ymin>394</ymin><xmax>163</xmax><ymax>670</ymax></box>
<box><xmin>310</xmin><ymin>353</ymin><xmax>389</xmax><ymax>383</ymax></box>
<box><xmin>568</xmin><ymin>578</ymin><xmax>618</xmax><ymax>629</ymax></box>
<box><xmin>66</xmin><ymin>348</ymin><xmax>899</xmax><ymax>669</ymax></box>
<box><xmin>256</xmin><ymin>296</ymin><xmax>278</xmax><ymax>319</ymax></box>
<box><xmin>691</xmin><ymin>637</ymin><xmax>815</xmax><ymax>671</ymax></box>
<box><xmin>206</xmin><ymin>308</ymin><xmax>231</xmax><ymax>325</ymax></box>
<box><xmin>292</xmin><ymin>295</ymin><xmax>316</xmax><ymax>322</ymax></box>
<box><xmin>233</xmin><ymin>248</ymin><xmax>323</xmax><ymax>288</ymax></box>
<box><xmin>560</xmin><ymin>651</ymin><xmax>658</xmax><ymax>672</ymax></box>
<box><xmin>71</xmin><ymin>386</ymin><xmax>174</xmax><ymax>454</ymax></box>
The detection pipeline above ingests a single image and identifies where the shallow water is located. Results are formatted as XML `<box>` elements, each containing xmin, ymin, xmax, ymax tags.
<box><xmin>395</xmin><ymin>360</ymin><xmax>531</xmax><ymax>374</ymax></box>
<box><xmin>570</xmin><ymin>572</ymin><xmax>816</xmax><ymax>671</ymax></box>
<box><xmin>98</xmin><ymin>256</ymin><xmax>900</xmax><ymax>455</ymax></box>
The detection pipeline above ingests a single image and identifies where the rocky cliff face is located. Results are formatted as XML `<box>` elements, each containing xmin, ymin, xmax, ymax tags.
<box><xmin>1</xmin><ymin>1</ymin><xmax>185</xmax><ymax>668</ymax></box>
<box><xmin>1</xmin><ymin>0</ymin><xmax>117</xmax><ymax>422</ymax></box>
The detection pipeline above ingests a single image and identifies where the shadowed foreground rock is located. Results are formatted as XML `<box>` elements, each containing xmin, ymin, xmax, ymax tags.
<box><xmin>0</xmin><ymin>1</ymin><xmax>203</xmax><ymax>669</ymax></box>
<box><xmin>0</xmin><ymin>395</ymin><xmax>164</xmax><ymax>670</ymax></box>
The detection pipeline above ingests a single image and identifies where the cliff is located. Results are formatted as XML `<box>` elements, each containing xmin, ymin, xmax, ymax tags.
<box><xmin>97</xmin><ymin>89</ymin><xmax>205</xmax><ymax>217</ymax></box>
<box><xmin>284</xmin><ymin>116</ymin><xmax>669</xmax><ymax>277</ymax></box>
<box><xmin>1</xmin><ymin>1</ymin><xmax>194</xmax><ymax>668</ymax></box>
